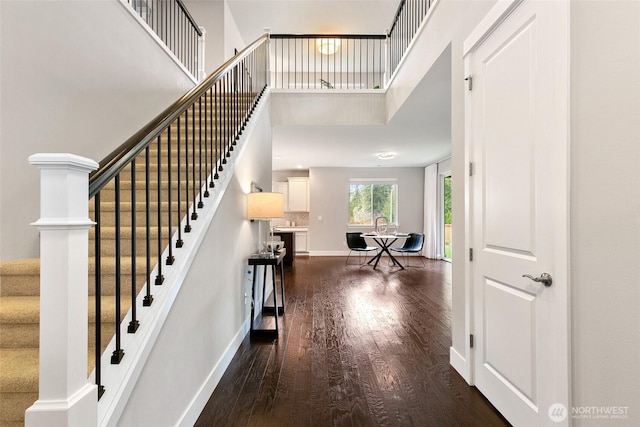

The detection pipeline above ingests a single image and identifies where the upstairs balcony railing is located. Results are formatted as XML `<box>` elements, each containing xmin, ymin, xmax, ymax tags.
<box><xmin>270</xmin><ymin>34</ymin><xmax>386</xmax><ymax>90</ymax></box>
<box><xmin>387</xmin><ymin>0</ymin><xmax>435</xmax><ymax>78</ymax></box>
<box><xmin>270</xmin><ymin>0</ymin><xmax>436</xmax><ymax>90</ymax></box>
<box><xmin>124</xmin><ymin>0</ymin><xmax>204</xmax><ymax>78</ymax></box>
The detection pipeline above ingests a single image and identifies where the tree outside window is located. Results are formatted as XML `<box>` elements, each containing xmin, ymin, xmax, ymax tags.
<box><xmin>349</xmin><ymin>182</ymin><xmax>397</xmax><ymax>226</ymax></box>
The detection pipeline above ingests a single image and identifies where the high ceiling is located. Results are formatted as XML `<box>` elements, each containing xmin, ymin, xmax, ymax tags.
<box><xmin>226</xmin><ymin>0</ymin><xmax>451</xmax><ymax>170</ymax></box>
<box><xmin>227</xmin><ymin>0</ymin><xmax>400</xmax><ymax>40</ymax></box>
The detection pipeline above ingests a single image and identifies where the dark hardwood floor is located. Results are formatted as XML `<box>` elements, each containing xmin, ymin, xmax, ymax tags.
<box><xmin>195</xmin><ymin>256</ymin><xmax>509</xmax><ymax>427</ymax></box>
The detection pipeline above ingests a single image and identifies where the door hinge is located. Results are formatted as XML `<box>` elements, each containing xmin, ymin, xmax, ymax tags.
<box><xmin>469</xmin><ymin>162</ymin><xmax>474</xmax><ymax>177</ymax></box>
<box><xmin>469</xmin><ymin>248</ymin><xmax>473</xmax><ymax>261</ymax></box>
<box><xmin>465</xmin><ymin>75</ymin><xmax>473</xmax><ymax>90</ymax></box>
<box><xmin>470</xmin><ymin>334</ymin><xmax>474</xmax><ymax>348</ymax></box>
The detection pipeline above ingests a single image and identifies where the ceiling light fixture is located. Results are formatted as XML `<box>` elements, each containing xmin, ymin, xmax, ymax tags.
<box><xmin>316</xmin><ymin>38</ymin><xmax>341</xmax><ymax>55</ymax></box>
<box><xmin>377</xmin><ymin>152</ymin><xmax>396</xmax><ymax>160</ymax></box>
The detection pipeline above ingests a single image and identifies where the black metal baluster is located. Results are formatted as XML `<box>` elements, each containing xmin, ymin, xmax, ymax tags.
<box><xmin>306</xmin><ymin>38</ymin><xmax>310</xmax><ymax>89</ymax></box>
<box><xmin>184</xmin><ymin>106</ymin><xmax>192</xmax><ymax>231</ymax></box>
<box><xmin>223</xmin><ymin>75</ymin><xmax>229</xmax><ymax>163</ymax></box>
<box><xmin>176</xmin><ymin>116</ymin><xmax>184</xmax><ymax>248</ymax></box>
<box><xmin>179</xmin><ymin>13</ymin><xmax>184</xmax><ymax>67</ymax></box>
<box><xmin>128</xmin><ymin>160</ymin><xmax>139</xmax><ymax>333</ymax></box>
<box><xmin>272</xmin><ymin>36</ymin><xmax>276</xmax><ymax>88</ymax></box>
<box><xmin>235</xmin><ymin>64</ymin><xmax>240</xmax><ymax>142</ymax></box>
<box><xmin>166</xmin><ymin>127</ymin><xmax>175</xmax><ymax>265</ymax></box>
<box><xmin>231</xmin><ymin>70</ymin><xmax>237</xmax><ymax>148</ymax></box>
<box><xmin>359</xmin><ymin>39</ymin><xmax>363</xmax><ymax>88</ymax></box>
<box><xmin>239</xmin><ymin>60</ymin><xmax>244</xmax><ymax>131</ymax></box>
<box><xmin>111</xmin><ymin>175</ymin><xmax>125</xmax><ymax>365</ymax></box>
<box><xmin>226</xmin><ymin>74</ymin><xmax>234</xmax><ymax>157</ymax></box>
<box><xmin>143</xmin><ymin>147</ymin><xmax>153</xmax><ymax>306</ymax></box>
<box><xmin>204</xmin><ymin>91</ymin><xmax>210</xmax><ymax>195</ymax></box>
<box><xmin>366</xmin><ymin>38</ymin><xmax>369</xmax><ymax>88</ymax></box>
<box><xmin>191</xmin><ymin>101</ymin><xmax>198</xmax><ymax>220</ymax></box>
<box><xmin>215</xmin><ymin>80</ymin><xmax>222</xmax><ymax>176</ymax></box>
<box><xmin>163</xmin><ymin>0</ymin><xmax>168</xmax><ymax>46</ymax></box>
<box><xmin>155</xmin><ymin>136</ymin><xmax>164</xmax><ymax>285</ymax></box>
<box><xmin>209</xmin><ymin>86</ymin><xmax>215</xmax><ymax>188</ymax></box>
<box><xmin>94</xmin><ymin>194</ymin><xmax>105</xmax><ymax>398</ymax></box>
<box><xmin>197</xmin><ymin>97</ymin><xmax>204</xmax><ymax>208</ymax></box>
<box><xmin>333</xmin><ymin>38</ymin><xmax>336</xmax><ymax>88</ymax></box>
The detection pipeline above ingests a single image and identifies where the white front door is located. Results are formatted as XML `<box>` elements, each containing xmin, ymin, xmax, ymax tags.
<box><xmin>465</xmin><ymin>1</ymin><xmax>570</xmax><ymax>426</ymax></box>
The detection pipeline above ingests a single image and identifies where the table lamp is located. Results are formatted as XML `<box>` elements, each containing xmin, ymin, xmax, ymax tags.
<box><xmin>247</xmin><ymin>191</ymin><xmax>285</xmax><ymax>255</ymax></box>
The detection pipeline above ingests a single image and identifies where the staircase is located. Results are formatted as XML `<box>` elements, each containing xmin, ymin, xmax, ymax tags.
<box><xmin>0</xmin><ymin>96</ymin><xmax>251</xmax><ymax>426</ymax></box>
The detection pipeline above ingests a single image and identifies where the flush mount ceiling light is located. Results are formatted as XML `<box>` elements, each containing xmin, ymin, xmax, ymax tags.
<box><xmin>377</xmin><ymin>152</ymin><xmax>396</xmax><ymax>160</ymax></box>
<box><xmin>316</xmin><ymin>38</ymin><xmax>341</xmax><ymax>55</ymax></box>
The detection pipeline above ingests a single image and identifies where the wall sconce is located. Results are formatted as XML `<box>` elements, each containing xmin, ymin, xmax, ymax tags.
<box><xmin>247</xmin><ymin>192</ymin><xmax>285</xmax><ymax>254</ymax></box>
<box><xmin>316</xmin><ymin>38</ymin><xmax>341</xmax><ymax>55</ymax></box>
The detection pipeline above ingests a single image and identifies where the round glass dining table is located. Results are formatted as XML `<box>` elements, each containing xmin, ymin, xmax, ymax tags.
<box><xmin>361</xmin><ymin>233</ymin><xmax>409</xmax><ymax>270</ymax></box>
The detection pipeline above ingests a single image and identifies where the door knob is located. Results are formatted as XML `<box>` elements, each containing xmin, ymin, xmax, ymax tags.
<box><xmin>522</xmin><ymin>272</ymin><xmax>553</xmax><ymax>287</ymax></box>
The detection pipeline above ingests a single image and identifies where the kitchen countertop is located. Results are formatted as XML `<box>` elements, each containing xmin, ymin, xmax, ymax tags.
<box><xmin>273</xmin><ymin>227</ymin><xmax>309</xmax><ymax>232</ymax></box>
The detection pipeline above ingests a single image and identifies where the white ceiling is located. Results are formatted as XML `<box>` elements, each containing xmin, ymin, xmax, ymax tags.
<box><xmin>226</xmin><ymin>0</ymin><xmax>452</xmax><ymax>170</ymax></box>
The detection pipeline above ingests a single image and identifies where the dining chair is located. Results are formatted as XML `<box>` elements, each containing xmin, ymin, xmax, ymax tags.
<box><xmin>390</xmin><ymin>233</ymin><xmax>425</xmax><ymax>267</ymax></box>
<box><xmin>345</xmin><ymin>232</ymin><xmax>378</xmax><ymax>266</ymax></box>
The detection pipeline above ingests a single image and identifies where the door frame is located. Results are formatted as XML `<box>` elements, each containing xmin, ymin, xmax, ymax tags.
<box><xmin>461</xmin><ymin>0</ymin><xmax>571</xmax><ymax>410</ymax></box>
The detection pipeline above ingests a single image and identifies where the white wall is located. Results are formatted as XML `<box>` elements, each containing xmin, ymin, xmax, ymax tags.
<box><xmin>0</xmin><ymin>0</ymin><xmax>195</xmax><ymax>261</ymax></box>
<box><xmin>223</xmin><ymin>0</ymin><xmax>247</xmax><ymax>58</ymax></box>
<box><xmin>184</xmin><ymin>0</ymin><xmax>226</xmax><ymax>73</ymax></box>
<box><xmin>309</xmin><ymin>167</ymin><xmax>424</xmax><ymax>254</ymax></box>
<box><xmin>388</xmin><ymin>0</ymin><xmax>496</xmax><ymax>368</ymax></box>
<box><xmin>184</xmin><ymin>0</ymin><xmax>248</xmax><ymax>75</ymax></box>
<box><xmin>270</xmin><ymin>91</ymin><xmax>386</xmax><ymax>126</ymax></box>
<box><xmin>570</xmin><ymin>1</ymin><xmax>640</xmax><ymax>423</ymax></box>
<box><xmin>116</xmin><ymin>93</ymin><xmax>273</xmax><ymax>426</ymax></box>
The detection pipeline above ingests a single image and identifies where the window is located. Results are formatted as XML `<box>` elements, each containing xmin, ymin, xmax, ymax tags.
<box><xmin>443</xmin><ymin>175</ymin><xmax>452</xmax><ymax>260</ymax></box>
<box><xmin>349</xmin><ymin>181</ymin><xmax>398</xmax><ymax>226</ymax></box>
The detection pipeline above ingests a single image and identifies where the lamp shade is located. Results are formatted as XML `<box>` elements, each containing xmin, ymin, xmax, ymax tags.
<box><xmin>247</xmin><ymin>192</ymin><xmax>285</xmax><ymax>219</ymax></box>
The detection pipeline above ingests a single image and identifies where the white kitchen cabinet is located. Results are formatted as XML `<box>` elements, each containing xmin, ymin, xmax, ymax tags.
<box><xmin>287</xmin><ymin>177</ymin><xmax>309</xmax><ymax>212</ymax></box>
<box><xmin>295</xmin><ymin>231</ymin><xmax>308</xmax><ymax>253</ymax></box>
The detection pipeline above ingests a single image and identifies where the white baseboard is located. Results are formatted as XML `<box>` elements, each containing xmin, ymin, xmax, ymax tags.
<box><xmin>450</xmin><ymin>346</ymin><xmax>471</xmax><ymax>384</ymax></box>
<box><xmin>309</xmin><ymin>250</ymin><xmax>350</xmax><ymax>256</ymax></box>
<box><xmin>308</xmin><ymin>251</ymin><xmax>426</xmax><ymax>257</ymax></box>
<box><xmin>178</xmin><ymin>319</ymin><xmax>250</xmax><ymax>426</ymax></box>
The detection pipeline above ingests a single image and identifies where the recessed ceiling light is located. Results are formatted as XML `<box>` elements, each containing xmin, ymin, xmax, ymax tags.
<box><xmin>274</xmin><ymin>156</ymin><xmax>281</xmax><ymax>160</ymax></box>
<box><xmin>296</xmin><ymin>164</ymin><xmax>303</xmax><ymax>169</ymax></box>
<box><xmin>377</xmin><ymin>152</ymin><xmax>396</xmax><ymax>160</ymax></box>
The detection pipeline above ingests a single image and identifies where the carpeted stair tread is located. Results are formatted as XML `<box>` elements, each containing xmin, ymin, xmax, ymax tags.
<box><xmin>0</xmin><ymin>92</ymin><xmax>239</xmax><ymax>425</ymax></box>
<box><xmin>0</xmin><ymin>348</ymin><xmax>39</xmax><ymax>393</ymax></box>
<box><xmin>0</xmin><ymin>295</ymin><xmax>132</xmax><ymax>325</ymax></box>
<box><xmin>0</xmin><ymin>259</ymin><xmax>40</xmax><ymax>277</ymax></box>
<box><xmin>0</xmin><ymin>296</ymin><xmax>39</xmax><ymax>323</ymax></box>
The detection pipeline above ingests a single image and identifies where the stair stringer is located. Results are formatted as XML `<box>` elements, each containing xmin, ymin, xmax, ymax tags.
<box><xmin>96</xmin><ymin>89</ymin><xmax>271</xmax><ymax>427</ymax></box>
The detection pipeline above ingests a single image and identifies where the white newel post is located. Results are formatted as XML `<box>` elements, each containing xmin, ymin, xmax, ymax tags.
<box><xmin>197</xmin><ymin>26</ymin><xmax>207</xmax><ymax>82</ymax></box>
<box><xmin>25</xmin><ymin>153</ymin><xmax>99</xmax><ymax>427</ymax></box>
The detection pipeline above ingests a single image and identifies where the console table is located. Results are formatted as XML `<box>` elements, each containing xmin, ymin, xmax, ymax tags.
<box><xmin>248</xmin><ymin>249</ymin><xmax>286</xmax><ymax>339</ymax></box>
